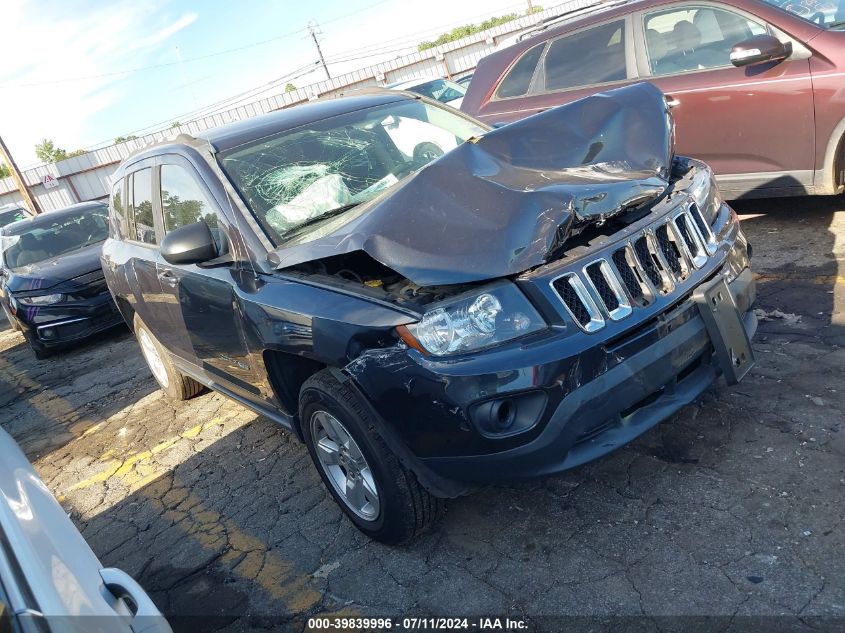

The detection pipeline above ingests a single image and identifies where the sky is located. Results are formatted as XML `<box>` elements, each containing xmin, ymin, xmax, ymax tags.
<box><xmin>0</xmin><ymin>0</ymin><xmax>530</xmax><ymax>167</ymax></box>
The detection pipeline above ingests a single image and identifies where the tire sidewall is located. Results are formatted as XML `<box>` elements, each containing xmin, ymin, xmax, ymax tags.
<box><xmin>300</xmin><ymin>382</ymin><xmax>404</xmax><ymax>539</ymax></box>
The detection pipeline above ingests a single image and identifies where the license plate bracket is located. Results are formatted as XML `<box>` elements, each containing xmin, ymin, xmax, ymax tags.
<box><xmin>693</xmin><ymin>276</ymin><xmax>754</xmax><ymax>385</ymax></box>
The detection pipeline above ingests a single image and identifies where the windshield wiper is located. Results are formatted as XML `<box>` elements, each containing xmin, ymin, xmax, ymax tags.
<box><xmin>828</xmin><ymin>19</ymin><xmax>845</xmax><ymax>28</ymax></box>
<box><xmin>279</xmin><ymin>203</ymin><xmax>360</xmax><ymax>241</ymax></box>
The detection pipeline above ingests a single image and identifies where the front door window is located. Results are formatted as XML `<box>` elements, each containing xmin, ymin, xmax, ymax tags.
<box><xmin>644</xmin><ymin>6</ymin><xmax>768</xmax><ymax>75</ymax></box>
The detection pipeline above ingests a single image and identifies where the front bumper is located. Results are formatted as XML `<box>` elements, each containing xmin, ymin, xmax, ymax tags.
<box><xmin>11</xmin><ymin>292</ymin><xmax>124</xmax><ymax>349</ymax></box>
<box><xmin>422</xmin><ymin>269</ymin><xmax>756</xmax><ymax>483</ymax></box>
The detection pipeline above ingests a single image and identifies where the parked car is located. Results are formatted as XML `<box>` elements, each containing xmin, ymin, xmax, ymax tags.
<box><xmin>0</xmin><ymin>426</ymin><xmax>171</xmax><ymax>633</ymax></box>
<box><xmin>388</xmin><ymin>76</ymin><xmax>466</xmax><ymax>108</ymax></box>
<box><xmin>462</xmin><ymin>0</ymin><xmax>845</xmax><ymax>199</ymax></box>
<box><xmin>0</xmin><ymin>203</ymin><xmax>32</xmax><ymax>230</ymax></box>
<box><xmin>455</xmin><ymin>73</ymin><xmax>474</xmax><ymax>88</ymax></box>
<box><xmin>102</xmin><ymin>85</ymin><xmax>756</xmax><ymax>543</ymax></box>
<box><xmin>0</xmin><ymin>202</ymin><xmax>124</xmax><ymax>358</ymax></box>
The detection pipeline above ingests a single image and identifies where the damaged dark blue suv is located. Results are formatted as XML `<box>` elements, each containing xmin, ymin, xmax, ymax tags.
<box><xmin>102</xmin><ymin>83</ymin><xmax>756</xmax><ymax>543</ymax></box>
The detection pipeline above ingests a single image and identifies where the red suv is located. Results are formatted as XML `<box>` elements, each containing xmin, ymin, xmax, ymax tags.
<box><xmin>462</xmin><ymin>0</ymin><xmax>845</xmax><ymax>199</ymax></box>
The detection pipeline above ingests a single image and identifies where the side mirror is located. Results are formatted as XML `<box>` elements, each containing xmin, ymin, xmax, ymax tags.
<box><xmin>730</xmin><ymin>34</ymin><xmax>792</xmax><ymax>68</ymax></box>
<box><xmin>160</xmin><ymin>220</ymin><xmax>217</xmax><ymax>266</ymax></box>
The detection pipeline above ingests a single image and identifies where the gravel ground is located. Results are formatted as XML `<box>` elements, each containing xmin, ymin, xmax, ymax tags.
<box><xmin>1</xmin><ymin>196</ymin><xmax>843</xmax><ymax>633</ymax></box>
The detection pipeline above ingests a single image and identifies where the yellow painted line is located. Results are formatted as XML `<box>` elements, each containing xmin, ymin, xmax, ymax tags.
<box><xmin>80</xmin><ymin>422</ymin><xmax>104</xmax><ymax>438</ymax></box>
<box><xmin>755</xmin><ymin>272</ymin><xmax>845</xmax><ymax>285</ymax></box>
<box><xmin>69</xmin><ymin>423</ymin><xmax>205</xmax><ymax>493</ymax></box>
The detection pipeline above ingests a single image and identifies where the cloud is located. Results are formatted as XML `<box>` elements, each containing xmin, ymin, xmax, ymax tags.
<box><xmin>134</xmin><ymin>13</ymin><xmax>199</xmax><ymax>51</ymax></box>
<box><xmin>0</xmin><ymin>1</ymin><xmax>194</xmax><ymax>164</ymax></box>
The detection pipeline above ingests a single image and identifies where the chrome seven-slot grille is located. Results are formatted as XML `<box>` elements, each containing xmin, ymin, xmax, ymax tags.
<box><xmin>551</xmin><ymin>200</ymin><xmax>718</xmax><ymax>333</ymax></box>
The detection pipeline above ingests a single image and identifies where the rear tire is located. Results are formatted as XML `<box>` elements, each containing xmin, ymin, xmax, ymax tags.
<box><xmin>133</xmin><ymin>315</ymin><xmax>203</xmax><ymax>400</ymax></box>
<box><xmin>300</xmin><ymin>370</ymin><xmax>444</xmax><ymax>544</ymax></box>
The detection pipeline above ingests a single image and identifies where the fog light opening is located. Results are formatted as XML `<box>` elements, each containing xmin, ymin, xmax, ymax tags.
<box><xmin>40</xmin><ymin>328</ymin><xmax>56</xmax><ymax>340</ymax></box>
<box><xmin>492</xmin><ymin>399</ymin><xmax>516</xmax><ymax>431</ymax></box>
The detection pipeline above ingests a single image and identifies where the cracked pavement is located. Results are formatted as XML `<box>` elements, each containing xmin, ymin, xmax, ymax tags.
<box><xmin>0</xmin><ymin>198</ymin><xmax>843</xmax><ymax>632</ymax></box>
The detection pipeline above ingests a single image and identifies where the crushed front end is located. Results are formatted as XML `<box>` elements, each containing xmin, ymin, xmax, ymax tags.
<box><xmin>345</xmin><ymin>159</ymin><xmax>755</xmax><ymax>490</ymax></box>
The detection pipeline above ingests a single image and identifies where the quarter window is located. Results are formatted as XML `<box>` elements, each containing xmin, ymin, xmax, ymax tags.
<box><xmin>644</xmin><ymin>7</ymin><xmax>768</xmax><ymax>76</ymax></box>
<box><xmin>496</xmin><ymin>43</ymin><xmax>545</xmax><ymax>98</ymax></box>
<box><xmin>543</xmin><ymin>20</ymin><xmax>627</xmax><ymax>91</ymax></box>
<box><xmin>160</xmin><ymin>164</ymin><xmax>227</xmax><ymax>254</ymax></box>
<box><xmin>131</xmin><ymin>168</ymin><xmax>157</xmax><ymax>245</ymax></box>
<box><xmin>110</xmin><ymin>178</ymin><xmax>125</xmax><ymax>239</ymax></box>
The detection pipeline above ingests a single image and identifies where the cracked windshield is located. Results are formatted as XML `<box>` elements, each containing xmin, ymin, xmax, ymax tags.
<box><xmin>219</xmin><ymin>100</ymin><xmax>486</xmax><ymax>243</ymax></box>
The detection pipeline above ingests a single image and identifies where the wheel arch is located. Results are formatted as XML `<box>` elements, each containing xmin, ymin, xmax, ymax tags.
<box><xmin>818</xmin><ymin>114</ymin><xmax>845</xmax><ymax>195</ymax></box>
<box><xmin>263</xmin><ymin>349</ymin><xmax>326</xmax><ymax>440</ymax></box>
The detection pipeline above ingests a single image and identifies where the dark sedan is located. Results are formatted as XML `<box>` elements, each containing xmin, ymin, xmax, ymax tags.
<box><xmin>0</xmin><ymin>202</ymin><xmax>124</xmax><ymax>358</ymax></box>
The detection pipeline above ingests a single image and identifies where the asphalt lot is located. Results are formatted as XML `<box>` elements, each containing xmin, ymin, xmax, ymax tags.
<box><xmin>1</xmin><ymin>196</ymin><xmax>843</xmax><ymax>632</ymax></box>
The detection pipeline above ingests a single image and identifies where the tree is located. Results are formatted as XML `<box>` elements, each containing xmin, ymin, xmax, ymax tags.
<box><xmin>285</xmin><ymin>83</ymin><xmax>297</xmax><ymax>93</ymax></box>
<box><xmin>34</xmin><ymin>140</ymin><xmax>86</xmax><ymax>163</ymax></box>
<box><xmin>114</xmin><ymin>134</ymin><xmax>138</xmax><ymax>144</ymax></box>
<box><xmin>35</xmin><ymin>139</ymin><xmax>68</xmax><ymax>163</ymax></box>
<box><xmin>417</xmin><ymin>8</ymin><xmax>542</xmax><ymax>50</ymax></box>
<box><xmin>0</xmin><ymin>161</ymin><xmax>10</xmax><ymax>178</ymax></box>
<box><xmin>170</xmin><ymin>121</ymin><xmax>182</xmax><ymax>129</ymax></box>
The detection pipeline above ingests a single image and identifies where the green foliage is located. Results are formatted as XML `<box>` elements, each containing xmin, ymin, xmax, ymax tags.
<box><xmin>0</xmin><ymin>161</ymin><xmax>10</xmax><ymax>178</ymax></box>
<box><xmin>285</xmin><ymin>83</ymin><xmax>297</xmax><ymax>93</ymax></box>
<box><xmin>34</xmin><ymin>139</ymin><xmax>86</xmax><ymax>163</ymax></box>
<box><xmin>418</xmin><ymin>7</ymin><xmax>542</xmax><ymax>51</ymax></box>
<box><xmin>114</xmin><ymin>135</ymin><xmax>138</xmax><ymax>144</ymax></box>
<box><xmin>171</xmin><ymin>121</ymin><xmax>182</xmax><ymax>129</ymax></box>
<box><xmin>35</xmin><ymin>139</ymin><xmax>68</xmax><ymax>163</ymax></box>
<box><xmin>162</xmin><ymin>190</ymin><xmax>216</xmax><ymax>231</ymax></box>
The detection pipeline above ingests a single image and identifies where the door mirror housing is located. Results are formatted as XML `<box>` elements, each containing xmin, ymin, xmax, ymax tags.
<box><xmin>160</xmin><ymin>220</ymin><xmax>218</xmax><ymax>266</ymax></box>
<box><xmin>730</xmin><ymin>35</ymin><xmax>792</xmax><ymax>68</ymax></box>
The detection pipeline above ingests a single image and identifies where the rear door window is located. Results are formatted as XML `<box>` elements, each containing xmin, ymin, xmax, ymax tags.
<box><xmin>160</xmin><ymin>164</ymin><xmax>227</xmax><ymax>254</ymax></box>
<box><xmin>130</xmin><ymin>168</ymin><xmax>157</xmax><ymax>245</ymax></box>
<box><xmin>496</xmin><ymin>42</ymin><xmax>545</xmax><ymax>98</ymax></box>
<box><xmin>543</xmin><ymin>20</ymin><xmax>627</xmax><ymax>91</ymax></box>
<box><xmin>644</xmin><ymin>6</ymin><xmax>768</xmax><ymax>75</ymax></box>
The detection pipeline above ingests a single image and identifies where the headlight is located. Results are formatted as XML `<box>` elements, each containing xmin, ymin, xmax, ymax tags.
<box><xmin>400</xmin><ymin>283</ymin><xmax>546</xmax><ymax>356</ymax></box>
<box><xmin>18</xmin><ymin>293</ymin><xmax>63</xmax><ymax>306</ymax></box>
<box><xmin>688</xmin><ymin>165</ymin><xmax>721</xmax><ymax>225</ymax></box>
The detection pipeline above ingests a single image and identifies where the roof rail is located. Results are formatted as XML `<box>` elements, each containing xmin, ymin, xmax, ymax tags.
<box><xmin>516</xmin><ymin>0</ymin><xmax>634</xmax><ymax>42</ymax></box>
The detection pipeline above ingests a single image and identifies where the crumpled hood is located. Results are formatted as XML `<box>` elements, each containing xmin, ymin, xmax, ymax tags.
<box><xmin>3</xmin><ymin>242</ymin><xmax>104</xmax><ymax>293</ymax></box>
<box><xmin>270</xmin><ymin>82</ymin><xmax>673</xmax><ymax>286</ymax></box>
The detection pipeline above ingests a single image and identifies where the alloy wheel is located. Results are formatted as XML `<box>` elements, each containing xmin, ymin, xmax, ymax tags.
<box><xmin>138</xmin><ymin>328</ymin><xmax>169</xmax><ymax>389</ymax></box>
<box><xmin>310</xmin><ymin>410</ymin><xmax>380</xmax><ymax>521</ymax></box>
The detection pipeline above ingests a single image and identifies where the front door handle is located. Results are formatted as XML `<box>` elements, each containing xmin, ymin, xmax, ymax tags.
<box><xmin>665</xmin><ymin>95</ymin><xmax>681</xmax><ymax>109</ymax></box>
<box><xmin>157</xmin><ymin>269</ymin><xmax>177</xmax><ymax>286</ymax></box>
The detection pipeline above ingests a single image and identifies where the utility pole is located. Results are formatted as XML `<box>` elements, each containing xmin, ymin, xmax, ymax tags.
<box><xmin>308</xmin><ymin>21</ymin><xmax>331</xmax><ymax>80</ymax></box>
<box><xmin>526</xmin><ymin>0</ymin><xmax>534</xmax><ymax>12</ymax></box>
<box><xmin>0</xmin><ymin>135</ymin><xmax>42</xmax><ymax>215</ymax></box>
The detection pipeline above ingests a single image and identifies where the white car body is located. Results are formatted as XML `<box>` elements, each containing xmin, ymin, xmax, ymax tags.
<box><xmin>0</xmin><ymin>427</ymin><xmax>171</xmax><ymax>633</ymax></box>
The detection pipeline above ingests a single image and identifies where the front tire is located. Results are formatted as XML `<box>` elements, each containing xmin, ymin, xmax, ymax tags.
<box><xmin>133</xmin><ymin>315</ymin><xmax>203</xmax><ymax>400</ymax></box>
<box><xmin>24</xmin><ymin>334</ymin><xmax>50</xmax><ymax>360</ymax></box>
<box><xmin>300</xmin><ymin>370</ymin><xmax>444</xmax><ymax>544</ymax></box>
